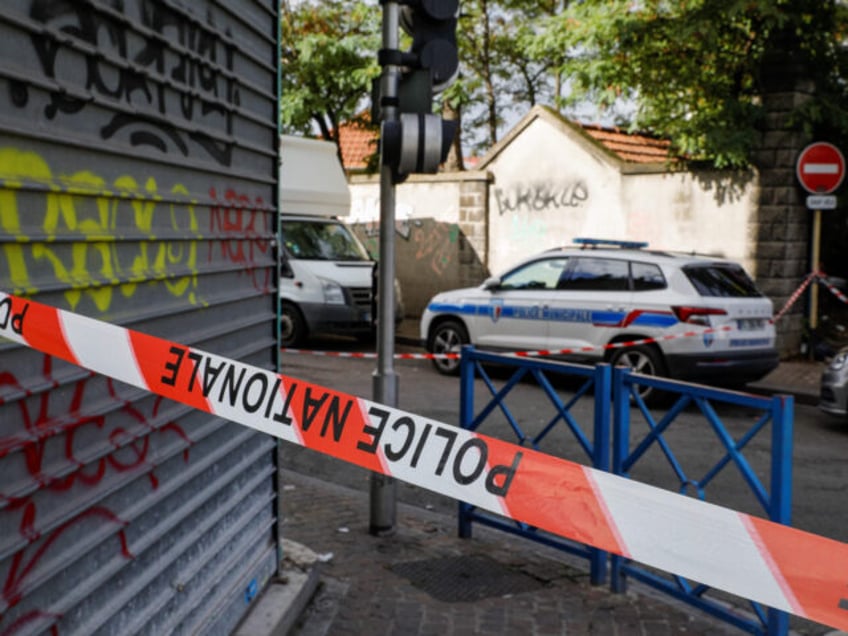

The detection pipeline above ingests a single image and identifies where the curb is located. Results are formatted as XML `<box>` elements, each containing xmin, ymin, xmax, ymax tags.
<box><xmin>233</xmin><ymin>540</ymin><xmax>321</xmax><ymax>636</ymax></box>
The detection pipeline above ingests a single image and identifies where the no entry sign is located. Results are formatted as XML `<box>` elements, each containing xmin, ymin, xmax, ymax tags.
<box><xmin>796</xmin><ymin>142</ymin><xmax>845</xmax><ymax>194</ymax></box>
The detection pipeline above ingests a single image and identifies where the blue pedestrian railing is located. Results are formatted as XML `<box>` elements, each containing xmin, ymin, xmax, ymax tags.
<box><xmin>458</xmin><ymin>348</ymin><xmax>611</xmax><ymax>585</ymax></box>
<box><xmin>457</xmin><ymin>346</ymin><xmax>794</xmax><ymax>636</ymax></box>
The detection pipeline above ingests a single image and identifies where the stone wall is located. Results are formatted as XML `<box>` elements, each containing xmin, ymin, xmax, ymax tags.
<box><xmin>753</xmin><ymin>70</ymin><xmax>815</xmax><ymax>357</ymax></box>
<box><xmin>349</xmin><ymin>171</ymin><xmax>492</xmax><ymax>317</ymax></box>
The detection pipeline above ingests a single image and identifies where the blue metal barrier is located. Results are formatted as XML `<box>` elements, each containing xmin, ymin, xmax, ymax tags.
<box><xmin>456</xmin><ymin>346</ymin><xmax>794</xmax><ymax>636</ymax></box>
<box><xmin>458</xmin><ymin>347</ymin><xmax>611</xmax><ymax>584</ymax></box>
<box><xmin>610</xmin><ymin>367</ymin><xmax>793</xmax><ymax>636</ymax></box>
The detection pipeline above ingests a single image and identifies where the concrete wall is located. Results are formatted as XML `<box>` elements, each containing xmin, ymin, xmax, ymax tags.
<box><xmin>483</xmin><ymin>116</ymin><xmax>760</xmax><ymax>278</ymax></box>
<box><xmin>620</xmin><ymin>169</ymin><xmax>760</xmax><ymax>276</ymax></box>
<box><xmin>485</xmin><ymin>117</ymin><xmax>624</xmax><ymax>274</ymax></box>
<box><xmin>348</xmin><ymin>117</ymin><xmax>768</xmax><ymax>339</ymax></box>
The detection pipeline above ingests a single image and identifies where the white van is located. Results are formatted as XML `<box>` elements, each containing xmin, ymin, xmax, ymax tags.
<box><xmin>279</xmin><ymin>135</ymin><xmax>401</xmax><ymax>346</ymax></box>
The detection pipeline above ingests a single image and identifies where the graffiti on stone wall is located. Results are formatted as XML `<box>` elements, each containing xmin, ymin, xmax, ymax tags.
<box><xmin>16</xmin><ymin>1</ymin><xmax>238</xmax><ymax>165</ymax></box>
<box><xmin>413</xmin><ymin>223</ymin><xmax>458</xmax><ymax>277</ymax></box>
<box><xmin>0</xmin><ymin>354</ymin><xmax>193</xmax><ymax>627</ymax></box>
<box><xmin>353</xmin><ymin>219</ymin><xmax>458</xmax><ymax>277</ymax></box>
<box><xmin>0</xmin><ymin>147</ymin><xmax>272</xmax><ymax>311</ymax></box>
<box><xmin>494</xmin><ymin>180</ymin><xmax>589</xmax><ymax>215</ymax></box>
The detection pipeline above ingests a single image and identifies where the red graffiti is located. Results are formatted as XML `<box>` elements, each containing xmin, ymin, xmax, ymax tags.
<box><xmin>0</xmin><ymin>609</ymin><xmax>61</xmax><ymax>636</ymax></box>
<box><xmin>1</xmin><ymin>507</ymin><xmax>132</xmax><ymax>612</ymax></box>
<box><xmin>0</xmin><ymin>353</ymin><xmax>195</xmax><ymax>630</ymax></box>
<box><xmin>208</xmin><ymin>186</ymin><xmax>273</xmax><ymax>293</ymax></box>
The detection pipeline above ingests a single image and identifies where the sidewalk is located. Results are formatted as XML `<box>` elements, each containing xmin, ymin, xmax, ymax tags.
<box><xmin>237</xmin><ymin>322</ymin><xmax>830</xmax><ymax>636</ymax></box>
<box><xmin>270</xmin><ymin>470</ymin><xmax>747</xmax><ymax>636</ymax></box>
<box><xmin>246</xmin><ymin>470</ymin><xmax>837</xmax><ymax>636</ymax></box>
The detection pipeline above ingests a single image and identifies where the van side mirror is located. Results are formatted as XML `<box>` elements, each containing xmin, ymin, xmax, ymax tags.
<box><xmin>281</xmin><ymin>258</ymin><xmax>294</xmax><ymax>278</ymax></box>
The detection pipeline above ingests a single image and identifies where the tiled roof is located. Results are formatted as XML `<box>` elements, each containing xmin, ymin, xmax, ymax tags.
<box><xmin>338</xmin><ymin>122</ymin><xmax>379</xmax><ymax>171</ymax></box>
<box><xmin>581</xmin><ymin>124</ymin><xmax>672</xmax><ymax>164</ymax></box>
<box><xmin>336</xmin><ymin>110</ymin><xmax>674</xmax><ymax>170</ymax></box>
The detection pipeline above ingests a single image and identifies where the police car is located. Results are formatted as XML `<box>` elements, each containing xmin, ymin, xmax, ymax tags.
<box><xmin>421</xmin><ymin>238</ymin><xmax>779</xmax><ymax>390</ymax></box>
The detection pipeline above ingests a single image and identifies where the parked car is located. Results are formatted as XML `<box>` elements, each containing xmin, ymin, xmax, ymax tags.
<box><xmin>420</xmin><ymin>238</ymin><xmax>779</xmax><ymax>397</ymax></box>
<box><xmin>820</xmin><ymin>347</ymin><xmax>848</xmax><ymax>418</ymax></box>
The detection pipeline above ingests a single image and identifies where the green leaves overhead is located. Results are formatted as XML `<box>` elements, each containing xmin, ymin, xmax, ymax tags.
<box><xmin>534</xmin><ymin>0</ymin><xmax>848</xmax><ymax>168</ymax></box>
<box><xmin>280</xmin><ymin>1</ymin><xmax>380</xmax><ymax>142</ymax></box>
<box><xmin>280</xmin><ymin>0</ymin><xmax>848</xmax><ymax>170</ymax></box>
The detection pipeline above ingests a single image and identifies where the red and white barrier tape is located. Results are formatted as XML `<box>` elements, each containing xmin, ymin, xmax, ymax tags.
<box><xmin>281</xmin><ymin>348</ymin><xmax>446</xmax><ymax>360</ymax></box>
<box><xmin>773</xmin><ymin>272</ymin><xmax>819</xmax><ymax>323</ymax></box>
<box><xmin>283</xmin><ymin>326</ymin><xmax>735</xmax><ymax>360</ymax></box>
<box><xmin>819</xmin><ymin>275</ymin><xmax>848</xmax><ymax>305</ymax></box>
<box><xmin>3</xmin><ymin>291</ymin><xmax>848</xmax><ymax>632</ymax></box>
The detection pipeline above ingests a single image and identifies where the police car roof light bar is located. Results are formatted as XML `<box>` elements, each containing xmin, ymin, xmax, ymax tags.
<box><xmin>573</xmin><ymin>237</ymin><xmax>649</xmax><ymax>249</ymax></box>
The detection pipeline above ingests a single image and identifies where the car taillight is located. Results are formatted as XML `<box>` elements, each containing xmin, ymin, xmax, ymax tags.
<box><xmin>672</xmin><ymin>306</ymin><xmax>727</xmax><ymax>326</ymax></box>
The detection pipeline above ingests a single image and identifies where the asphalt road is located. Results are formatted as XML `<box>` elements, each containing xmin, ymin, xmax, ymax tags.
<box><xmin>278</xmin><ymin>333</ymin><xmax>848</xmax><ymax>547</ymax></box>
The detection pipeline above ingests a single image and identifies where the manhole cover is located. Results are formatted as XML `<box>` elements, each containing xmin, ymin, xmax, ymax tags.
<box><xmin>390</xmin><ymin>555</ymin><xmax>543</xmax><ymax>602</ymax></box>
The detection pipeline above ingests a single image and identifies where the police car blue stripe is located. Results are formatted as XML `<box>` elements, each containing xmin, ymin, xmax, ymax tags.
<box><xmin>427</xmin><ymin>303</ymin><xmax>681</xmax><ymax>328</ymax></box>
<box><xmin>630</xmin><ymin>314</ymin><xmax>678</xmax><ymax>328</ymax></box>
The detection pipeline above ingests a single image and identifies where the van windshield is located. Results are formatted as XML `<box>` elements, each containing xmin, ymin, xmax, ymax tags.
<box><xmin>282</xmin><ymin>220</ymin><xmax>371</xmax><ymax>261</ymax></box>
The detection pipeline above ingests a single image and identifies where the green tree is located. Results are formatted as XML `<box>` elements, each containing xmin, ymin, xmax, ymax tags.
<box><xmin>445</xmin><ymin>0</ymin><xmax>567</xmax><ymax>156</ymax></box>
<box><xmin>280</xmin><ymin>0</ymin><xmax>381</xmax><ymax>149</ymax></box>
<box><xmin>532</xmin><ymin>0</ymin><xmax>848</xmax><ymax>168</ymax></box>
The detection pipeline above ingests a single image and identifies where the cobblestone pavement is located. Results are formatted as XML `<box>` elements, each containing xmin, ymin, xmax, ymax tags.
<box><xmin>279</xmin><ymin>469</ymin><xmax>772</xmax><ymax>636</ymax></box>
<box><xmin>273</xmin><ymin>327</ymin><xmax>835</xmax><ymax>636</ymax></box>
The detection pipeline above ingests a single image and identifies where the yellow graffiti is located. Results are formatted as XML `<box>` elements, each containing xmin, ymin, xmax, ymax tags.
<box><xmin>0</xmin><ymin>147</ymin><xmax>200</xmax><ymax>312</ymax></box>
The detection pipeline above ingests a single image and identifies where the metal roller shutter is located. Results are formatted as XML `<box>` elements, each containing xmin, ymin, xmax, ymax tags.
<box><xmin>0</xmin><ymin>0</ymin><xmax>281</xmax><ymax>633</ymax></box>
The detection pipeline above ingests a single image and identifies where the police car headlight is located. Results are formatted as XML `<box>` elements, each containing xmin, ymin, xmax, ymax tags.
<box><xmin>831</xmin><ymin>350</ymin><xmax>848</xmax><ymax>371</ymax></box>
<box><xmin>319</xmin><ymin>278</ymin><xmax>346</xmax><ymax>305</ymax></box>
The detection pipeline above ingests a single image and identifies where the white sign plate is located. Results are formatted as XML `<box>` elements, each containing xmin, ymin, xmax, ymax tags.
<box><xmin>806</xmin><ymin>195</ymin><xmax>837</xmax><ymax>210</ymax></box>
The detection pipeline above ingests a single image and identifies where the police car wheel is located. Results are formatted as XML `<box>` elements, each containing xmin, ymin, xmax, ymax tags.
<box><xmin>609</xmin><ymin>345</ymin><xmax>667</xmax><ymax>404</ymax></box>
<box><xmin>429</xmin><ymin>320</ymin><xmax>468</xmax><ymax>376</ymax></box>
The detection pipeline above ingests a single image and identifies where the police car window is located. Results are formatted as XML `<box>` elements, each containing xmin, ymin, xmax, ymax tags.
<box><xmin>684</xmin><ymin>264</ymin><xmax>763</xmax><ymax>297</ymax></box>
<box><xmin>558</xmin><ymin>257</ymin><xmax>629</xmax><ymax>291</ymax></box>
<box><xmin>500</xmin><ymin>258</ymin><xmax>568</xmax><ymax>290</ymax></box>
<box><xmin>631</xmin><ymin>261</ymin><xmax>666</xmax><ymax>291</ymax></box>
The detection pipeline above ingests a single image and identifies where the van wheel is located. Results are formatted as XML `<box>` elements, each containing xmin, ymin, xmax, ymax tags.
<box><xmin>608</xmin><ymin>345</ymin><xmax>667</xmax><ymax>404</ymax></box>
<box><xmin>281</xmin><ymin>302</ymin><xmax>307</xmax><ymax>348</ymax></box>
<box><xmin>428</xmin><ymin>320</ymin><xmax>468</xmax><ymax>376</ymax></box>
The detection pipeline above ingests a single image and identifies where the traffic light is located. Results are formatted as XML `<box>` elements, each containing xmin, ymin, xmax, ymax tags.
<box><xmin>379</xmin><ymin>0</ymin><xmax>460</xmax><ymax>182</ymax></box>
<box><xmin>399</xmin><ymin>0</ymin><xmax>459</xmax><ymax>95</ymax></box>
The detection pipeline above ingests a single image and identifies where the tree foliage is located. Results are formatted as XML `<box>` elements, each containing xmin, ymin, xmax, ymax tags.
<box><xmin>532</xmin><ymin>0</ymin><xmax>848</xmax><ymax>168</ymax></box>
<box><xmin>280</xmin><ymin>1</ymin><xmax>848</xmax><ymax>170</ymax></box>
<box><xmin>280</xmin><ymin>1</ymin><xmax>380</xmax><ymax>145</ymax></box>
<box><xmin>445</xmin><ymin>0</ymin><xmax>566</xmax><ymax>155</ymax></box>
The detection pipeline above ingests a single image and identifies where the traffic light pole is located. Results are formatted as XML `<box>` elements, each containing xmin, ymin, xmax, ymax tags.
<box><xmin>370</xmin><ymin>0</ymin><xmax>400</xmax><ymax>536</ymax></box>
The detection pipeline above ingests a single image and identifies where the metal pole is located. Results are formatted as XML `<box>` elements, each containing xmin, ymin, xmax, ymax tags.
<box><xmin>370</xmin><ymin>0</ymin><xmax>399</xmax><ymax>536</ymax></box>
<box><xmin>810</xmin><ymin>208</ymin><xmax>822</xmax><ymax>331</ymax></box>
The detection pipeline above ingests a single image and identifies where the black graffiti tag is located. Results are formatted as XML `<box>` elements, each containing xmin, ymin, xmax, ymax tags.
<box><xmin>25</xmin><ymin>0</ymin><xmax>237</xmax><ymax>165</ymax></box>
<box><xmin>494</xmin><ymin>180</ymin><xmax>589</xmax><ymax>215</ymax></box>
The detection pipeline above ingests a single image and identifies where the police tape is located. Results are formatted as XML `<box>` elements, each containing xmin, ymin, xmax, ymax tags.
<box><xmin>281</xmin><ymin>348</ymin><xmax>437</xmax><ymax>360</ymax></box>
<box><xmin>819</xmin><ymin>275</ymin><xmax>848</xmax><ymax>305</ymax></box>
<box><xmin>3</xmin><ymin>291</ymin><xmax>848</xmax><ymax>632</ymax></box>
<box><xmin>773</xmin><ymin>271</ymin><xmax>819</xmax><ymax>323</ymax></box>
<box><xmin>282</xmin><ymin>325</ymin><xmax>735</xmax><ymax>361</ymax></box>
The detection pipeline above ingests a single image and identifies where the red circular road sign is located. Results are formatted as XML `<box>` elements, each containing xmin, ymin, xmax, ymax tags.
<box><xmin>796</xmin><ymin>142</ymin><xmax>845</xmax><ymax>194</ymax></box>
